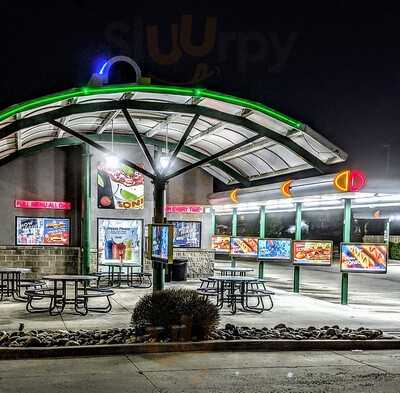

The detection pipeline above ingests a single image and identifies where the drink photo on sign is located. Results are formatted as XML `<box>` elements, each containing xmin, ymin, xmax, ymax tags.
<box><xmin>258</xmin><ymin>238</ymin><xmax>292</xmax><ymax>260</ymax></box>
<box><xmin>97</xmin><ymin>218</ymin><xmax>143</xmax><ymax>265</ymax></box>
<box><xmin>97</xmin><ymin>162</ymin><xmax>144</xmax><ymax>209</ymax></box>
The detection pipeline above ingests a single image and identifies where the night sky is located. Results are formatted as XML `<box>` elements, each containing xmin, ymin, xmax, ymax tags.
<box><xmin>1</xmin><ymin>1</ymin><xmax>399</xmax><ymax>185</ymax></box>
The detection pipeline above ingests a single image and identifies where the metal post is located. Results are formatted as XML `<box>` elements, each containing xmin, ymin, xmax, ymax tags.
<box><xmin>81</xmin><ymin>144</ymin><xmax>91</xmax><ymax>275</ymax></box>
<box><xmin>259</xmin><ymin>206</ymin><xmax>266</xmax><ymax>279</ymax></box>
<box><xmin>153</xmin><ymin>179</ymin><xmax>166</xmax><ymax>292</ymax></box>
<box><xmin>293</xmin><ymin>202</ymin><xmax>302</xmax><ymax>293</ymax></box>
<box><xmin>231</xmin><ymin>208</ymin><xmax>238</xmax><ymax>267</ymax></box>
<box><xmin>384</xmin><ymin>219</ymin><xmax>390</xmax><ymax>245</ymax></box>
<box><xmin>210</xmin><ymin>208</ymin><xmax>215</xmax><ymax>237</ymax></box>
<box><xmin>341</xmin><ymin>198</ymin><xmax>351</xmax><ymax>304</ymax></box>
<box><xmin>232</xmin><ymin>207</ymin><xmax>238</xmax><ymax>236</ymax></box>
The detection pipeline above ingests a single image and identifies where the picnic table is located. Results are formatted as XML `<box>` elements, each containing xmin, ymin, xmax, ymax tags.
<box><xmin>0</xmin><ymin>267</ymin><xmax>32</xmax><ymax>301</ymax></box>
<box><xmin>206</xmin><ymin>275</ymin><xmax>274</xmax><ymax>314</ymax></box>
<box><xmin>25</xmin><ymin>274</ymin><xmax>113</xmax><ymax>316</ymax></box>
<box><xmin>213</xmin><ymin>267</ymin><xmax>254</xmax><ymax>276</ymax></box>
<box><xmin>99</xmin><ymin>262</ymin><xmax>151</xmax><ymax>288</ymax></box>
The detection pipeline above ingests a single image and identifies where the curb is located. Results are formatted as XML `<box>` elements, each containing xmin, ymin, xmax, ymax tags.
<box><xmin>0</xmin><ymin>339</ymin><xmax>399</xmax><ymax>360</ymax></box>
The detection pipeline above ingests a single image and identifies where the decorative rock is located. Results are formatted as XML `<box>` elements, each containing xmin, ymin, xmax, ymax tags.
<box><xmin>24</xmin><ymin>337</ymin><xmax>42</xmax><ymax>347</ymax></box>
<box><xmin>65</xmin><ymin>340</ymin><xmax>80</xmax><ymax>346</ymax></box>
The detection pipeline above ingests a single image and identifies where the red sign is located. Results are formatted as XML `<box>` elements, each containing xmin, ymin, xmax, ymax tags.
<box><xmin>15</xmin><ymin>200</ymin><xmax>72</xmax><ymax>210</ymax></box>
<box><xmin>165</xmin><ymin>204</ymin><xmax>203</xmax><ymax>214</ymax></box>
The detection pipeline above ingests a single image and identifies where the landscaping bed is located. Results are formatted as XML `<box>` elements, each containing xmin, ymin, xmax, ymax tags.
<box><xmin>0</xmin><ymin>323</ymin><xmax>388</xmax><ymax>348</ymax></box>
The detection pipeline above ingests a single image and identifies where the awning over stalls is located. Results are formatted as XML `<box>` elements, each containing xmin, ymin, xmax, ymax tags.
<box><xmin>0</xmin><ymin>85</ymin><xmax>347</xmax><ymax>186</ymax></box>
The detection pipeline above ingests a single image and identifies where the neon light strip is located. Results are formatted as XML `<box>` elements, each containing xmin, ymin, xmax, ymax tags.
<box><xmin>0</xmin><ymin>85</ymin><xmax>303</xmax><ymax>129</ymax></box>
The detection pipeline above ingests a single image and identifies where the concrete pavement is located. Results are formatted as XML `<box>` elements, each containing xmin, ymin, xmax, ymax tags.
<box><xmin>0</xmin><ymin>260</ymin><xmax>400</xmax><ymax>333</ymax></box>
<box><xmin>1</xmin><ymin>350</ymin><xmax>400</xmax><ymax>392</ymax></box>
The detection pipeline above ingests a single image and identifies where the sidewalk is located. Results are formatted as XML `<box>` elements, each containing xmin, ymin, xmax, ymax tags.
<box><xmin>1</xmin><ymin>350</ymin><xmax>400</xmax><ymax>392</ymax></box>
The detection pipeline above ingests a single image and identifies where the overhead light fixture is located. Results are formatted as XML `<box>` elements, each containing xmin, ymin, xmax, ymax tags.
<box><xmin>106</xmin><ymin>155</ymin><xmax>120</xmax><ymax>169</ymax></box>
<box><xmin>159</xmin><ymin>155</ymin><xmax>170</xmax><ymax>170</ymax></box>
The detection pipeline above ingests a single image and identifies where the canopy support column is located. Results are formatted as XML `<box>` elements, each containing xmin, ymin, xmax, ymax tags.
<box><xmin>341</xmin><ymin>198</ymin><xmax>352</xmax><ymax>305</ymax></box>
<box><xmin>153</xmin><ymin>178</ymin><xmax>167</xmax><ymax>292</ymax></box>
<box><xmin>231</xmin><ymin>208</ymin><xmax>238</xmax><ymax>267</ymax></box>
<box><xmin>259</xmin><ymin>206</ymin><xmax>266</xmax><ymax>279</ymax></box>
<box><xmin>81</xmin><ymin>144</ymin><xmax>91</xmax><ymax>275</ymax></box>
<box><xmin>293</xmin><ymin>202</ymin><xmax>302</xmax><ymax>293</ymax></box>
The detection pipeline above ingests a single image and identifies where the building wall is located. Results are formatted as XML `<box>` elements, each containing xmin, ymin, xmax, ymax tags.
<box><xmin>166</xmin><ymin>212</ymin><xmax>212</xmax><ymax>250</ymax></box>
<box><xmin>166</xmin><ymin>159</ymin><xmax>213</xmax><ymax>205</ymax></box>
<box><xmin>0</xmin><ymin>246</ymin><xmax>80</xmax><ymax>280</ymax></box>
<box><xmin>89</xmin><ymin>143</ymin><xmax>155</xmax><ymax>249</ymax></box>
<box><xmin>0</xmin><ymin>146</ymin><xmax>81</xmax><ymax>246</ymax></box>
<box><xmin>0</xmin><ymin>142</ymin><xmax>215</xmax><ymax>277</ymax></box>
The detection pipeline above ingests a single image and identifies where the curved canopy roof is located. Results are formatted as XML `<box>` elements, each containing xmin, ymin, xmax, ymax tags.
<box><xmin>0</xmin><ymin>84</ymin><xmax>347</xmax><ymax>186</ymax></box>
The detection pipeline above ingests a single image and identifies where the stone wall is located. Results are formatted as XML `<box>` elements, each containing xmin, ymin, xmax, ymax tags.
<box><xmin>0</xmin><ymin>246</ymin><xmax>80</xmax><ymax>280</ymax></box>
<box><xmin>173</xmin><ymin>249</ymin><xmax>214</xmax><ymax>278</ymax></box>
<box><xmin>144</xmin><ymin>249</ymin><xmax>215</xmax><ymax>279</ymax></box>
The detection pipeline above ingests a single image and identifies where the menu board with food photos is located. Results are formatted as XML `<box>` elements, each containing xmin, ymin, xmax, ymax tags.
<box><xmin>211</xmin><ymin>235</ymin><xmax>230</xmax><ymax>253</ymax></box>
<box><xmin>16</xmin><ymin>217</ymin><xmax>70</xmax><ymax>246</ymax></box>
<box><xmin>292</xmin><ymin>240</ymin><xmax>332</xmax><ymax>266</ymax></box>
<box><xmin>340</xmin><ymin>243</ymin><xmax>387</xmax><ymax>273</ymax></box>
<box><xmin>230</xmin><ymin>237</ymin><xmax>258</xmax><ymax>257</ymax></box>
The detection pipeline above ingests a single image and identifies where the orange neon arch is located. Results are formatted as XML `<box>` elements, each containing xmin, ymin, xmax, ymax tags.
<box><xmin>229</xmin><ymin>189</ymin><xmax>239</xmax><ymax>203</ymax></box>
<box><xmin>280</xmin><ymin>180</ymin><xmax>293</xmax><ymax>197</ymax></box>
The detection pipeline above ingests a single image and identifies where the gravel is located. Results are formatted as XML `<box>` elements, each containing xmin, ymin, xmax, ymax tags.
<box><xmin>0</xmin><ymin>324</ymin><xmax>387</xmax><ymax>347</ymax></box>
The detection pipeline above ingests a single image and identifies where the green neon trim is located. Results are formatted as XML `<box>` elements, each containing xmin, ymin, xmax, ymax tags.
<box><xmin>0</xmin><ymin>85</ymin><xmax>303</xmax><ymax>130</ymax></box>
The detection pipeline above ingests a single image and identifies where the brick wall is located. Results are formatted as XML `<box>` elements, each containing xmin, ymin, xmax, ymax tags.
<box><xmin>0</xmin><ymin>246</ymin><xmax>80</xmax><ymax>280</ymax></box>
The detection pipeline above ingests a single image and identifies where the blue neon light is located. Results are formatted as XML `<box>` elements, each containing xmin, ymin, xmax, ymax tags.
<box><xmin>99</xmin><ymin>61</ymin><xmax>108</xmax><ymax>75</ymax></box>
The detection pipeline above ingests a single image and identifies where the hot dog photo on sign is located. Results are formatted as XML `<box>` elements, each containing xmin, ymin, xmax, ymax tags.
<box><xmin>230</xmin><ymin>237</ymin><xmax>258</xmax><ymax>257</ymax></box>
<box><xmin>341</xmin><ymin>243</ymin><xmax>387</xmax><ymax>273</ymax></box>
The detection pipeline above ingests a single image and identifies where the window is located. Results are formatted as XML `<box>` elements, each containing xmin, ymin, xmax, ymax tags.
<box><xmin>237</xmin><ymin>212</ymin><xmax>260</xmax><ymax>236</ymax></box>
<box><xmin>215</xmin><ymin>214</ymin><xmax>232</xmax><ymax>235</ymax></box>
<box><xmin>302</xmin><ymin>209</ymin><xmax>344</xmax><ymax>249</ymax></box>
<box><xmin>266</xmin><ymin>211</ymin><xmax>296</xmax><ymax>239</ymax></box>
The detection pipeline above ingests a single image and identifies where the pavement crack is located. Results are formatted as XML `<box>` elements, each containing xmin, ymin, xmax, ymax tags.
<box><xmin>333</xmin><ymin>351</ymin><xmax>390</xmax><ymax>374</ymax></box>
<box><xmin>111</xmin><ymin>297</ymin><xmax>132</xmax><ymax>313</ymax></box>
<box><xmin>125</xmin><ymin>355</ymin><xmax>161</xmax><ymax>392</ymax></box>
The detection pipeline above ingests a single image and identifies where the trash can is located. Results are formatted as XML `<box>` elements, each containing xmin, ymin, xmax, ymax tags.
<box><xmin>172</xmin><ymin>258</ymin><xmax>188</xmax><ymax>281</ymax></box>
<box><xmin>165</xmin><ymin>265</ymin><xmax>172</xmax><ymax>282</ymax></box>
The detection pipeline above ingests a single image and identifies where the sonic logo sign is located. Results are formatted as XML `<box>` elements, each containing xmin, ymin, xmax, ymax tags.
<box><xmin>334</xmin><ymin>169</ymin><xmax>366</xmax><ymax>193</ymax></box>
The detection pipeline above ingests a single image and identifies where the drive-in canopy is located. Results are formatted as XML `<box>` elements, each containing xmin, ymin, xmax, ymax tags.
<box><xmin>0</xmin><ymin>84</ymin><xmax>347</xmax><ymax>186</ymax></box>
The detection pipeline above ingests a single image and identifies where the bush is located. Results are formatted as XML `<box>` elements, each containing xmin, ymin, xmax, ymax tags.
<box><xmin>390</xmin><ymin>242</ymin><xmax>400</xmax><ymax>260</ymax></box>
<box><xmin>132</xmin><ymin>288</ymin><xmax>220</xmax><ymax>340</ymax></box>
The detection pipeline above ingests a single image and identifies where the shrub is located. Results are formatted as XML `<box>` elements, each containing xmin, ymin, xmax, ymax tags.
<box><xmin>390</xmin><ymin>242</ymin><xmax>400</xmax><ymax>260</ymax></box>
<box><xmin>132</xmin><ymin>288</ymin><xmax>220</xmax><ymax>340</ymax></box>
